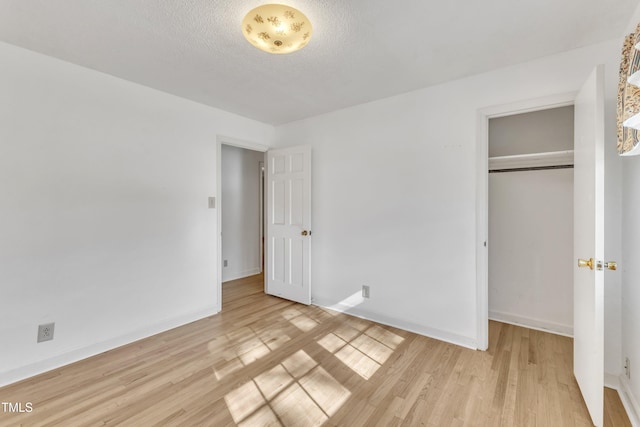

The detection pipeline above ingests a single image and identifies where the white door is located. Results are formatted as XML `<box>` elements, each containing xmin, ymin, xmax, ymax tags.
<box><xmin>573</xmin><ymin>65</ymin><xmax>605</xmax><ymax>427</ymax></box>
<box><xmin>266</xmin><ymin>145</ymin><xmax>311</xmax><ymax>304</ymax></box>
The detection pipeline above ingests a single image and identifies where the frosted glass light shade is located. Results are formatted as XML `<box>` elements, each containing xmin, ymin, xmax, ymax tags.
<box><xmin>242</xmin><ymin>4</ymin><xmax>312</xmax><ymax>54</ymax></box>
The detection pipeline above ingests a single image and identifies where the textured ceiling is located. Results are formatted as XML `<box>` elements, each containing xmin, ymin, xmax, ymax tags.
<box><xmin>0</xmin><ymin>0</ymin><xmax>637</xmax><ymax>125</ymax></box>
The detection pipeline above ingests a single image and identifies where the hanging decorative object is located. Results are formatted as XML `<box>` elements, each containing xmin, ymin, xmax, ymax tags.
<box><xmin>618</xmin><ymin>23</ymin><xmax>640</xmax><ymax>156</ymax></box>
<box><xmin>241</xmin><ymin>4</ymin><xmax>312</xmax><ymax>54</ymax></box>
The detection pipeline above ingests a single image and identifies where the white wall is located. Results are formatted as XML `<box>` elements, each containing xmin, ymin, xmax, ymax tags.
<box><xmin>0</xmin><ymin>42</ymin><xmax>273</xmax><ymax>386</ymax></box>
<box><xmin>221</xmin><ymin>145</ymin><xmax>264</xmax><ymax>281</ymax></box>
<box><xmin>274</xmin><ymin>39</ymin><xmax>622</xmax><ymax>350</ymax></box>
<box><xmin>489</xmin><ymin>169</ymin><xmax>574</xmax><ymax>335</ymax></box>
<box><xmin>621</xmin><ymin>154</ymin><xmax>640</xmax><ymax>418</ymax></box>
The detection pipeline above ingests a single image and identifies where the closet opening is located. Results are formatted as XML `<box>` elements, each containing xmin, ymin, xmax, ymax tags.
<box><xmin>488</xmin><ymin>105</ymin><xmax>574</xmax><ymax>337</ymax></box>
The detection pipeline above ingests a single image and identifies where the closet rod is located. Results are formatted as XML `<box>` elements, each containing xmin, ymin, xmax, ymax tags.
<box><xmin>489</xmin><ymin>164</ymin><xmax>573</xmax><ymax>174</ymax></box>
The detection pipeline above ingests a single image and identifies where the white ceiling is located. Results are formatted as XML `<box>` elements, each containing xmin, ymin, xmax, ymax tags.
<box><xmin>0</xmin><ymin>0</ymin><xmax>637</xmax><ymax>125</ymax></box>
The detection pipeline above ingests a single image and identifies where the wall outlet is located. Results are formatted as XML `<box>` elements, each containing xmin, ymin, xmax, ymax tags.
<box><xmin>208</xmin><ymin>197</ymin><xmax>216</xmax><ymax>209</ymax></box>
<box><xmin>625</xmin><ymin>357</ymin><xmax>631</xmax><ymax>379</ymax></box>
<box><xmin>37</xmin><ymin>323</ymin><xmax>55</xmax><ymax>343</ymax></box>
<box><xmin>362</xmin><ymin>285</ymin><xmax>370</xmax><ymax>299</ymax></box>
<box><xmin>224</xmin><ymin>259</ymin><xmax>228</xmax><ymax>267</ymax></box>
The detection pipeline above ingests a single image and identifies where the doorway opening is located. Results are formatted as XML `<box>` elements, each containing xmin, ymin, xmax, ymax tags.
<box><xmin>475</xmin><ymin>92</ymin><xmax>576</xmax><ymax>350</ymax></box>
<box><xmin>216</xmin><ymin>136</ymin><xmax>268</xmax><ymax>311</ymax></box>
<box><xmin>488</xmin><ymin>105</ymin><xmax>574</xmax><ymax>337</ymax></box>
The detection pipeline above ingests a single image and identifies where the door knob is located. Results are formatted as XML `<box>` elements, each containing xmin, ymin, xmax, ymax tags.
<box><xmin>301</xmin><ymin>230</ymin><xmax>308</xmax><ymax>236</ymax></box>
<box><xmin>578</xmin><ymin>258</ymin><xmax>594</xmax><ymax>270</ymax></box>
<box><xmin>605</xmin><ymin>261</ymin><xmax>617</xmax><ymax>270</ymax></box>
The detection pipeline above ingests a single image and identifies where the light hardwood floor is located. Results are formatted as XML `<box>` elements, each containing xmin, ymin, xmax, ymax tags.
<box><xmin>0</xmin><ymin>274</ymin><xmax>631</xmax><ymax>426</ymax></box>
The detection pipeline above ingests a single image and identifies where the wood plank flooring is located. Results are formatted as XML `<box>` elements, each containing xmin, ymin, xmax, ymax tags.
<box><xmin>0</xmin><ymin>274</ymin><xmax>631</xmax><ymax>426</ymax></box>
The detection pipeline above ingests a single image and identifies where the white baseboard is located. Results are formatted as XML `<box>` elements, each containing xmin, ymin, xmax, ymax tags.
<box><xmin>312</xmin><ymin>297</ymin><xmax>477</xmax><ymax>350</ymax></box>
<box><xmin>605</xmin><ymin>372</ymin><xmax>621</xmax><ymax>389</ymax></box>
<box><xmin>222</xmin><ymin>267</ymin><xmax>261</xmax><ymax>282</ymax></box>
<box><xmin>619</xmin><ymin>375</ymin><xmax>640</xmax><ymax>427</ymax></box>
<box><xmin>0</xmin><ymin>306</ymin><xmax>219</xmax><ymax>387</ymax></box>
<box><xmin>489</xmin><ymin>310</ymin><xmax>573</xmax><ymax>337</ymax></box>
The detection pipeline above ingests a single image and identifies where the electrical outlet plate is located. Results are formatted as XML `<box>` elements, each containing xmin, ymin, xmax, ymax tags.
<box><xmin>37</xmin><ymin>323</ymin><xmax>55</xmax><ymax>343</ymax></box>
<box><xmin>626</xmin><ymin>357</ymin><xmax>631</xmax><ymax>379</ymax></box>
<box><xmin>362</xmin><ymin>285</ymin><xmax>370</xmax><ymax>298</ymax></box>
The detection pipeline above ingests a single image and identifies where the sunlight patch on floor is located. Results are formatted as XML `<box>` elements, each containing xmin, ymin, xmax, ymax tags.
<box><xmin>224</xmin><ymin>350</ymin><xmax>351</xmax><ymax>426</ymax></box>
<box><xmin>317</xmin><ymin>325</ymin><xmax>404</xmax><ymax>380</ymax></box>
<box><xmin>224</xmin><ymin>381</ymin><xmax>266</xmax><ymax>424</ymax></box>
<box><xmin>238</xmin><ymin>405</ymin><xmax>280</xmax><ymax>427</ymax></box>
<box><xmin>282</xmin><ymin>350</ymin><xmax>317</xmax><ymax>378</ymax></box>
<box><xmin>255</xmin><ymin>364</ymin><xmax>294</xmax><ymax>400</ymax></box>
<box><xmin>317</xmin><ymin>333</ymin><xmax>347</xmax><ymax>353</ymax></box>
<box><xmin>271</xmin><ymin>383</ymin><xmax>328</xmax><ymax>426</ymax></box>
<box><xmin>238</xmin><ymin>337</ymin><xmax>272</xmax><ymax>365</ymax></box>
<box><xmin>289</xmin><ymin>315</ymin><xmax>319</xmax><ymax>332</ymax></box>
<box><xmin>213</xmin><ymin>327</ymin><xmax>291</xmax><ymax>380</ymax></box>
<box><xmin>281</xmin><ymin>307</ymin><xmax>320</xmax><ymax>332</ymax></box>
<box><xmin>334</xmin><ymin>345</ymin><xmax>381</xmax><ymax>380</ymax></box>
<box><xmin>281</xmin><ymin>308</ymin><xmax>303</xmax><ymax>320</ymax></box>
<box><xmin>365</xmin><ymin>324</ymin><xmax>405</xmax><ymax>350</ymax></box>
<box><xmin>298</xmin><ymin>366</ymin><xmax>350</xmax><ymax>416</ymax></box>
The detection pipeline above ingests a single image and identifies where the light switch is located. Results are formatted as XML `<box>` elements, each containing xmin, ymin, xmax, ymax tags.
<box><xmin>208</xmin><ymin>197</ymin><xmax>216</xmax><ymax>209</ymax></box>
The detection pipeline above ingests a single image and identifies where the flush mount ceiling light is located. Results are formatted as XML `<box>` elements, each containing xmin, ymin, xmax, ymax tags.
<box><xmin>242</xmin><ymin>4</ymin><xmax>312</xmax><ymax>54</ymax></box>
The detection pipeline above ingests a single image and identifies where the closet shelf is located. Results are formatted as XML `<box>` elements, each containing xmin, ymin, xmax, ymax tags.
<box><xmin>489</xmin><ymin>150</ymin><xmax>574</xmax><ymax>171</ymax></box>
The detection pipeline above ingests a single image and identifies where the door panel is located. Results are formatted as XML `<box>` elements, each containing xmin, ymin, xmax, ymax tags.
<box><xmin>573</xmin><ymin>65</ymin><xmax>605</xmax><ymax>427</ymax></box>
<box><xmin>273</xmin><ymin>237</ymin><xmax>285</xmax><ymax>283</ymax></box>
<box><xmin>291</xmin><ymin>179</ymin><xmax>304</xmax><ymax>226</ymax></box>
<box><xmin>290</xmin><ymin>238</ymin><xmax>305</xmax><ymax>286</ymax></box>
<box><xmin>273</xmin><ymin>180</ymin><xmax>286</xmax><ymax>225</ymax></box>
<box><xmin>266</xmin><ymin>145</ymin><xmax>311</xmax><ymax>304</ymax></box>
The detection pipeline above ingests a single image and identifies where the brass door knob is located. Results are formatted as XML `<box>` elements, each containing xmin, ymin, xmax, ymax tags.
<box><xmin>578</xmin><ymin>258</ymin><xmax>594</xmax><ymax>270</ymax></box>
<box><xmin>605</xmin><ymin>261</ymin><xmax>617</xmax><ymax>271</ymax></box>
<box><xmin>301</xmin><ymin>230</ymin><xmax>308</xmax><ymax>236</ymax></box>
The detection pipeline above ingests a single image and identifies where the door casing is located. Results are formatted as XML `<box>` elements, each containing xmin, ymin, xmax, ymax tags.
<box><xmin>475</xmin><ymin>92</ymin><xmax>576</xmax><ymax>350</ymax></box>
